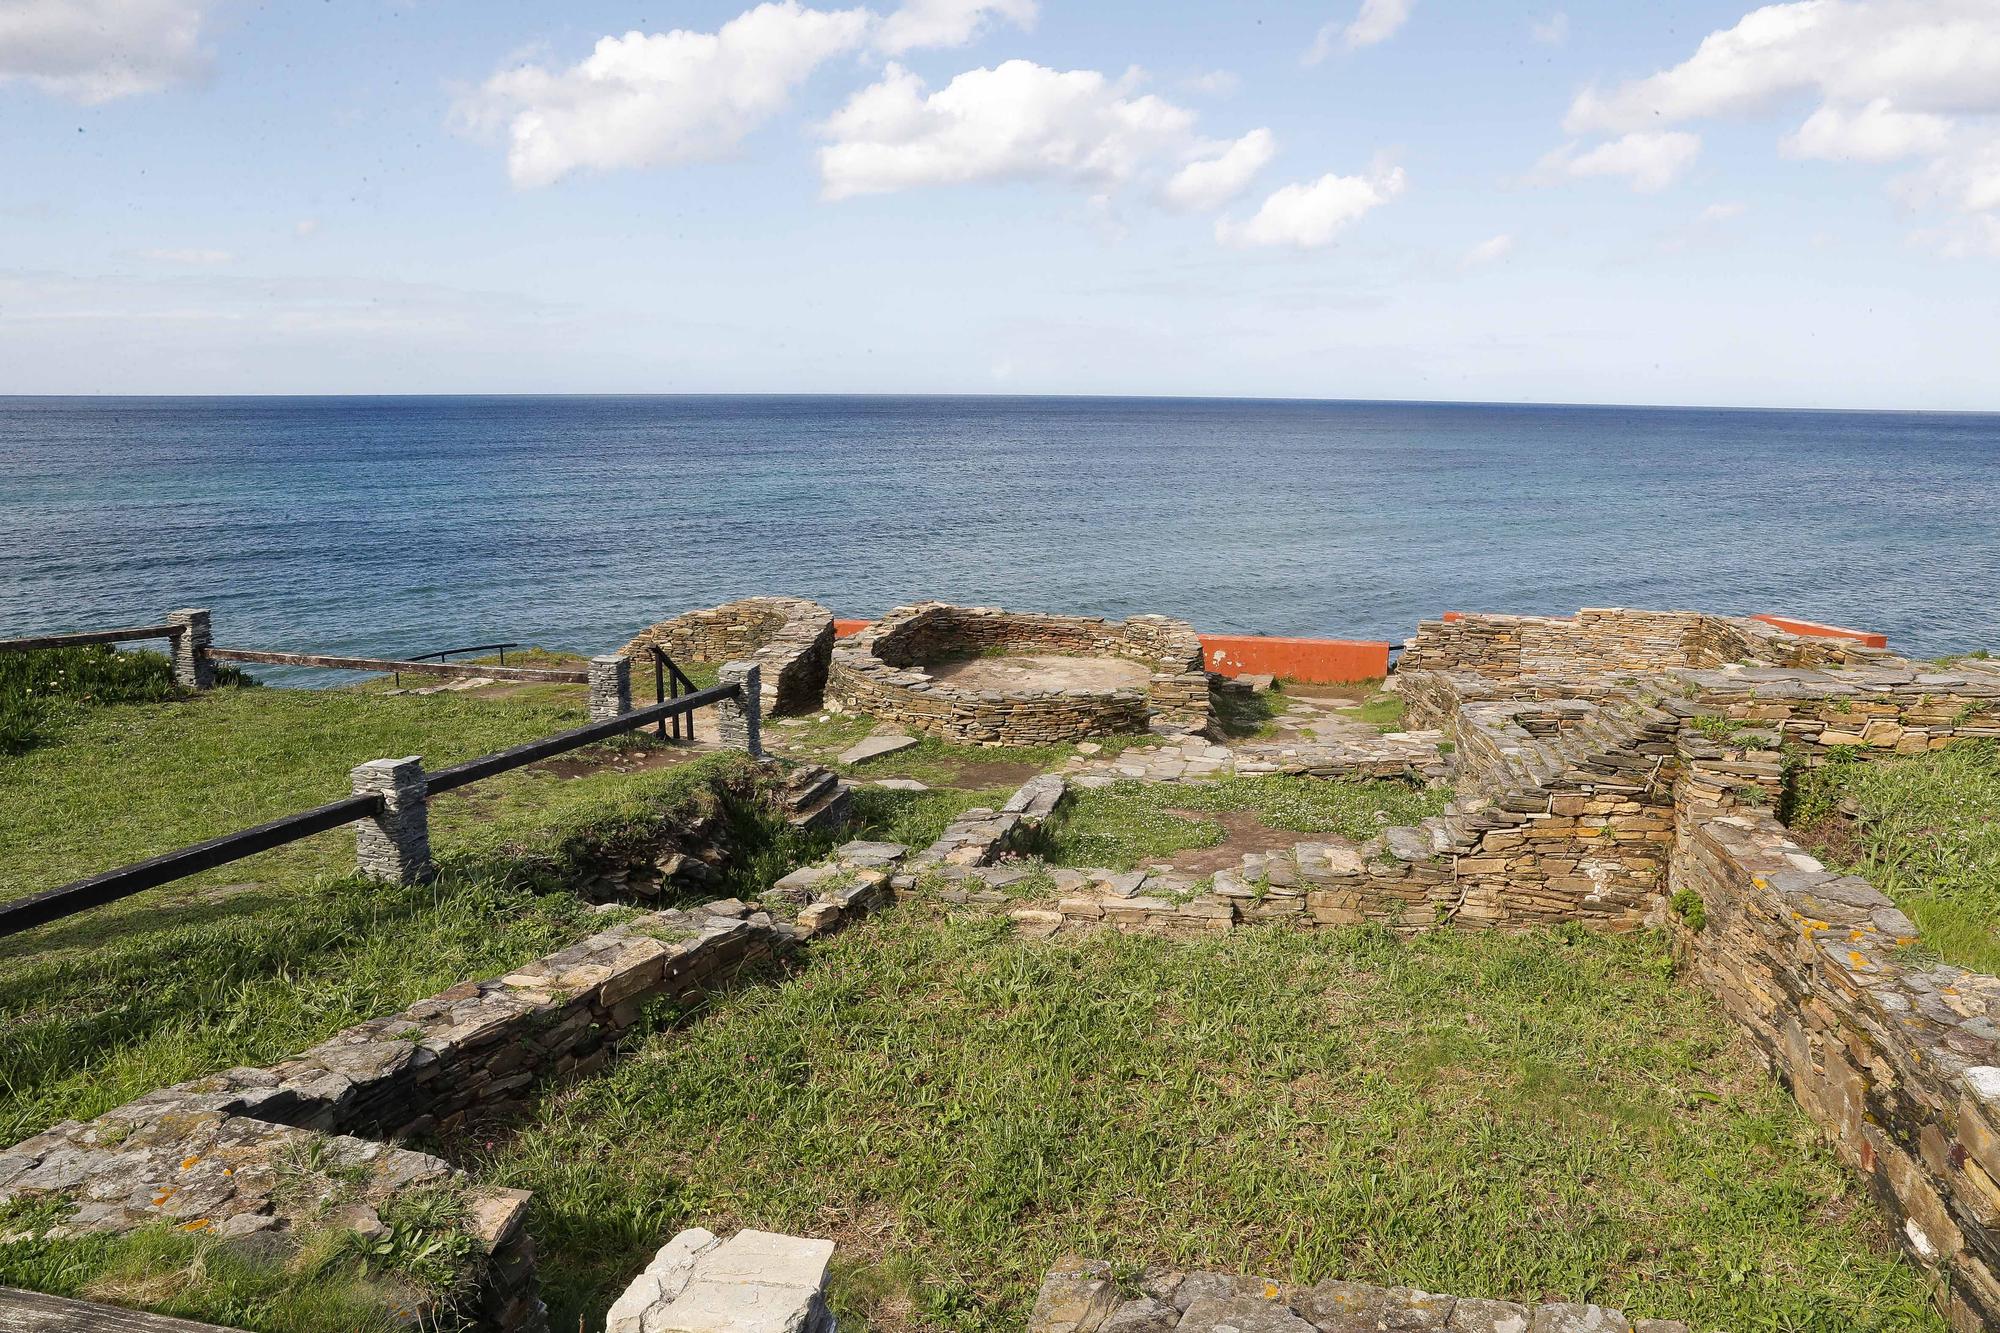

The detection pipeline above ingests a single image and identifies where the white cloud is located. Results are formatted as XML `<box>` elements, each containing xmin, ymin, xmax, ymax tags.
<box><xmin>1554</xmin><ymin>1</ymin><xmax>2000</xmax><ymax>252</ymax></box>
<box><xmin>1565</xmin><ymin>0</ymin><xmax>2000</xmax><ymax>137</ymax></box>
<box><xmin>141</xmin><ymin>247</ymin><xmax>232</xmax><ymax>265</ymax></box>
<box><xmin>1186</xmin><ymin>69</ymin><xmax>1240</xmax><ymax>97</ymax></box>
<box><xmin>0</xmin><ymin>0</ymin><xmax>210</xmax><ymax>102</ymax></box>
<box><xmin>1217</xmin><ymin>165</ymin><xmax>1407</xmax><ymax>249</ymax></box>
<box><xmin>294</xmin><ymin>219</ymin><xmax>321</xmax><ymax>238</ymax></box>
<box><xmin>876</xmin><ymin>0</ymin><xmax>1035</xmax><ymax>54</ymax></box>
<box><xmin>817</xmin><ymin>60</ymin><xmax>1202</xmax><ymax>200</ymax></box>
<box><xmin>1165</xmin><ymin>128</ymin><xmax>1276</xmax><ymax>211</ymax></box>
<box><xmin>1531</xmin><ymin>12</ymin><xmax>1570</xmax><ymax>45</ymax></box>
<box><xmin>462</xmin><ymin>2</ymin><xmax>872</xmax><ymax>188</ymax></box>
<box><xmin>1699</xmin><ymin>200</ymin><xmax>1747</xmax><ymax>221</ymax></box>
<box><xmin>1462</xmin><ymin>233</ymin><xmax>1514</xmax><ymax>267</ymax></box>
<box><xmin>1304</xmin><ymin>0</ymin><xmax>1416</xmax><ymax>64</ymax></box>
<box><xmin>1783</xmin><ymin>96</ymin><xmax>1952</xmax><ymax>161</ymax></box>
<box><xmin>1540</xmin><ymin>130</ymin><xmax>1701</xmax><ymax>192</ymax></box>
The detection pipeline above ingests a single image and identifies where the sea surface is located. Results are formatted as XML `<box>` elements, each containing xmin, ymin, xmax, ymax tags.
<box><xmin>3</xmin><ymin>395</ymin><xmax>1997</xmax><ymax>671</ymax></box>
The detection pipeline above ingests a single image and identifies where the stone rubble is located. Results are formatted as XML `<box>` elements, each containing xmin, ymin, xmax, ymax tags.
<box><xmin>1029</xmin><ymin>1260</ymin><xmax>1691</xmax><ymax>1333</ymax></box>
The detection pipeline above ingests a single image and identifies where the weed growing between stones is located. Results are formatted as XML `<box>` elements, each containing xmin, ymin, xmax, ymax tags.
<box><xmin>0</xmin><ymin>1194</ymin><xmax>465</xmax><ymax>1333</ymax></box>
<box><xmin>1788</xmin><ymin>740</ymin><xmax>2000</xmax><ymax>973</ymax></box>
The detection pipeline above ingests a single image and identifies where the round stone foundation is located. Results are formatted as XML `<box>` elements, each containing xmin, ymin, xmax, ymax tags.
<box><xmin>827</xmin><ymin>602</ymin><xmax>1213</xmax><ymax>745</ymax></box>
<box><xmin>617</xmin><ymin>596</ymin><xmax>834</xmax><ymax>716</ymax></box>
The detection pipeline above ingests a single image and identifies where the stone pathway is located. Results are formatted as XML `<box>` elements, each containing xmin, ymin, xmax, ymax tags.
<box><xmin>1065</xmin><ymin>729</ymin><xmax>1447</xmax><ymax>786</ymax></box>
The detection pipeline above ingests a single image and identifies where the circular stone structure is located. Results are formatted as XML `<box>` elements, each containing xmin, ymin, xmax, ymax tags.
<box><xmin>618</xmin><ymin>596</ymin><xmax>834</xmax><ymax>716</ymax></box>
<box><xmin>827</xmin><ymin>602</ymin><xmax>1213</xmax><ymax>745</ymax></box>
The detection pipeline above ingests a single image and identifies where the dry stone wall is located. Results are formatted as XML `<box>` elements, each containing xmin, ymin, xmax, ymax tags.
<box><xmin>1398</xmin><ymin>607</ymin><xmax>1889</xmax><ymax>681</ymax></box>
<box><xmin>618</xmin><ymin>596</ymin><xmax>834</xmax><ymax>716</ymax></box>
<box><xmin>828</xmin><ymin>603</ymin><xmax>1211</xmax><ymax>744</ymax></box>
<box><xmin>1671</xmin><ymin>813</ymin><xmax>2000</xmax><ymax>1332</ymax></box>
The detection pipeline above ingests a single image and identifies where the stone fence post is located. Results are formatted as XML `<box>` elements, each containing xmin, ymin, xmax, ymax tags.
<box><xmin>166</xmin><ymin>608</ymin><xmax>213</xmax><ymax>690</ymax></box>
<box><xmin>716</xmin><ymin>661</ymin><xmax>764</xmax><ymax>759</ymax></box>
<box><xmin>351</xmin><ymin>756</ymin><xmax>434</xmax><ymax>884</ymax></box>
<box><xmin>589</xmin><ymin>654</ymin><xmax>632</xmax><ymax>722</ymax></box>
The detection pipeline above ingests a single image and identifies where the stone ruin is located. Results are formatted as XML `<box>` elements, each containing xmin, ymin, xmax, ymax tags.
<box><xmin>12</xmin><ymin>600</ymin><xmax>2000</xmax><ymax>1332</ymax></box>
<box><xmin>827</xmin><ymin>602</ymin><xmax>1212</xmax><ymax>744</ymax></box>
<box><xmin>1030</xmin><ymin>1257</ymin><xmax>1692</xmax><ymax>1333</ymax></box>
<box><xmin>618</xmin><ymin>596</ymin><xmax>835</xmax><ymax>716</ymax></box>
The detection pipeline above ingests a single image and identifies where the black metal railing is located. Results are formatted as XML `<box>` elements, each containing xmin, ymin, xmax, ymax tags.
<box><xmin>395</xmin><ymin>641</ymin><xmax>521</xmax><ymax>687</ymax></box>
<box><xmin>0</xmin><ymin>683</ymin><xmax>741</xmax><ymax>938</ymax></box>
<box><xmin>649</xmin><ymin>646</ymin><xmax>700</xmax><ymax>741</ymax></box>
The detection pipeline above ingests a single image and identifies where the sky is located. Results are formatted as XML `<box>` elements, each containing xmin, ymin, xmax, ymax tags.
<box><xmin>1</xmin><ymin>0</ymin><xmax>1998</xmax><ymax>408</ymax></box>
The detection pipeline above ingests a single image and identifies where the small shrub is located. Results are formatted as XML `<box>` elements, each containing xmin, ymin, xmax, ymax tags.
<box><xmin>1670</xmin><ymin>889</ymin><xmax>1708</xmax><ymax>932</ymax></box>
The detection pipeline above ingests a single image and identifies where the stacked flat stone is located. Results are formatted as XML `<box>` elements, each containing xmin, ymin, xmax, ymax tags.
<box><xmin>1030</xmin><ymin>1259</ymin><xmax>1692</xmax><ymax>1333</ymax></box>
<box><xmin>827</xmin><ymin>603</ymin><xmax>1213</xmax><ymax>745</ymax></box>
<box><xmin>0</xmin><ymin>1104</ymin><xmax>540</xmax><ymax>1330</ymax></box>
<box><xmin>0</xmin><ymin>903</ymin><xmax>788</xmax><ymax>1333</ymax></box>
<box><xmin>1398</xmin><ymin>606</ymin><xmax>1888</xmax><ymax>680</ymax></box>
<box><xmin>1668</xmin><ymin>658</ymin><xmax>2000</xmax><ymax>757</ymax></box>
<box><xmin>618</xmin><ymin>596</ymin><xmax>835</xmax><ymax>716</ymax></box>
<box><xmin>1671</xmin><ymin>813</ymin><xmax>2000</xmax><ymax>1331</ymax></box>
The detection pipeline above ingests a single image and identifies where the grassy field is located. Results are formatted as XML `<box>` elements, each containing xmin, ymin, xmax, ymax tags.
<box><xmin>0</xmin><ymin>664</ymin><xmax>800</xmax><ymax>1142</ymax></box>
<box><xmin>1790</xmin><ymin>740</ymin><xmax>2000</xmax><ymax>973</ymax></box>
<box><xmin>469</xmin><ymin>913</ymin><xmax>1940</xmax><ymax>1333</ymax></box>
<box><xmin>1037</xmin><ymin>776</ymin><xmax>1450</xmax><ymax>868</ymax></box>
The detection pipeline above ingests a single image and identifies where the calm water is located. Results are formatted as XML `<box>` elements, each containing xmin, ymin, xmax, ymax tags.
<box><xmin>2</xmin><ymin>396</ymin><xmax>1997</xmax><ymax>668</ymax></box>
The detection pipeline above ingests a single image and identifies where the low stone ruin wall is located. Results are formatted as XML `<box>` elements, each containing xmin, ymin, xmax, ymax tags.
<box><xmin>618</xmin><ymin>596</ymin><xmax>834</xmax><ymax>716</ymax></box>
<box><xmin>1031</xmin><ymin>1256</ymin><xmax>1694</xmax><ymax>1333</ymax></box>
<box><xmin>1670</xmin><ymin>812</ymin><xmax>2000</xmax><ymax>1332</ymax></box>
<box><xmin>0</xmin><ymin>905</ymin><xmax>783</xmax><ymax>1333</ymax></box>
<box><xmin>828</xmin><ymin>603</ymin><xmax>1211</xmax><ymax>744</ymax></box>
<box><xmin>1398</xmin><ymin>607</ymin><xmax>1889</xmax><ymax>681</ymax></box>
<box><xmin>1670</xmin><ymin>657</ymin><xmax>2000</xmax><ymax>763</ymax></box>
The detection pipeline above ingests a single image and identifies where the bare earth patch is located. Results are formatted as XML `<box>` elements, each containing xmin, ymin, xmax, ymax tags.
<box><xmin>1157</xmin><ymin>808</ymin><xmax>1360</xmax><ymax>875</ymax></box>
<box><xmin>927</xmin><ymin>653</ymin><xmax>1150</xmax><ymax>693</ymax></box>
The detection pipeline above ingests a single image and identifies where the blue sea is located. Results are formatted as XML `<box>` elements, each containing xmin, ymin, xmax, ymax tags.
<box><xmin>2</xmin><ymin>396</ymin><xmax>1997</xmax><ymax>667</ymax></box>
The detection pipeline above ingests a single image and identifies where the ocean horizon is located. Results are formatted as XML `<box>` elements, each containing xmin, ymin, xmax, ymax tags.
<box><xmin>5</xmin><ymin>393</ymin><xmax>1998</xmax><ymax>669</ymax></box>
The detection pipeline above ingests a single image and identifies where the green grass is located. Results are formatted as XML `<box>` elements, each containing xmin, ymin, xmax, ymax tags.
<box><xmin>1212</xmin><ymin>686</ymin><xmax>1281</xmax><ymax>740</ymax></box>
<box><xmin>846</xmin><ymin>785</ymin><xmax>1014</xmax><ymax>850</ymax></box>
<box><xmin>1337</xmin><ymin>694</ymin><xmax>1408</xmax><ymax>732</ymax></box>
<box><xmin>0</xmin><ymin>1213</ymin><xmax>428</xmax><ymax>1333</ymax></box>
<box><xmin>1037</xmin><ymin>776</ymin><xmax>1450</xmax><ymax>869</ymax></box>
<box><xmin>0</xmin><ymin>674</ymin><xmax>801</xmax><ymax>1141</ymax></box>
<box><xmin>467</xmin><ymin>914</ymin><xmax>1938</xmax><ymax>1333</ymax></box>
<box><xmin>1789</xmin><ymin>741</ymin><xmax>2000</xmax><ymax>973</ymax></box>
<box><xmin>0</xmin><ymin>645</ymin><xmax>253</xmax><ymax>754</ymax></box>
<box><xmin>769</xmin><ymin>711</ymin><xmax>1154</xmax><ymax>788</ymax></box>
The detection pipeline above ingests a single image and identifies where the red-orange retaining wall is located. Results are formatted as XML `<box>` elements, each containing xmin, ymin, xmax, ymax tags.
<box><xmin>832</xmin><ymin>619</ymin><xmax>872</xmax><ymax>638</ymax></box>
<box><xmin>1749</xmin><ymin>614</ymin><xmax>1888</xmax><ymax>648</ymax></box>
<box><xmin>1198</xmin><ymin>634</ymin><xmax>1388</xmax><ymax>684</ymax></box>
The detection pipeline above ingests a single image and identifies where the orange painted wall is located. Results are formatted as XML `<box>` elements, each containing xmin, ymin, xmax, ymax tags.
<box><xmin>1751</xmin><ymin>614</ymin><xmax>1888</xmax><ymax>648</ymax></box>
<box><xmin>1199</xmin><ymin>635</ymin><xmax>1388</xmax><ymax>684</ymax></box>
